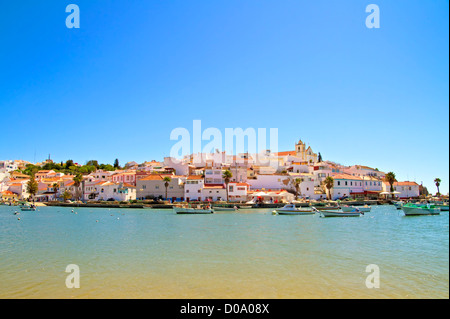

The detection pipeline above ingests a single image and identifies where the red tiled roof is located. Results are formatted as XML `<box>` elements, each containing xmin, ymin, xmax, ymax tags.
<box><xmin>274</xmin><ymin>151</ymin><xmax>296</xmax><ymax>156</ymax></box>
<box><xmin>331</xmin><ymin>174</ymin><xmax>363</xmax><ymax>181</ymax></box>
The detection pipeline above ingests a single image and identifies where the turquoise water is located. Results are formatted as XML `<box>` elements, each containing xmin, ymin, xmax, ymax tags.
<box><xmin>0</xmin><ymin>205</ymin><xmax>448</xmax><ymax>298</ymax></box>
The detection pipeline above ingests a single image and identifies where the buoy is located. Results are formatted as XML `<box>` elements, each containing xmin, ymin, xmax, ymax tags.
<box><xmin>18</xmin><ymin>218</ymin><xmax>21</xmax><ymax>220</ymax></box>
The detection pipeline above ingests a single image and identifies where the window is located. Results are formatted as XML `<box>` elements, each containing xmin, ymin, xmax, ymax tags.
<box><xmin>229</xmin><ymin>186</ymin><xmax>234</xmax><ymax>192</ymax></box>
<box><xmin>186</xmin><ymin>190</ymin><xmax>189</xmax><ymax>193</ymax></box>
<box><xmin>337</xmin><ymin>181</ymin><xmax>341</xmax><ymax>186</ymax></box>
<box><xmin>143</xmin><ymin>185</ymin><xmax>146</xmax><ymax>189</ymax></box>
<box><xmin>345</xmin><ymin>181</ymin><xmax>348</xmax><ymax>186</ymax></box>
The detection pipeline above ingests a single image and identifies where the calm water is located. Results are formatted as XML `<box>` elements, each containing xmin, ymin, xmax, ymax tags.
<box><xmin>0</xmin><ymin>204</ymin><xmax>448</xmax><ymax>299</ymax></box>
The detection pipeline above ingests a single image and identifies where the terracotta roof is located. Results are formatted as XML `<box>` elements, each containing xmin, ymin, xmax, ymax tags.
<box><xmin>274</xmin><ymin>151</ymin><xmax>296</xmax><ymax>156</ymax></box>
<box><xmin>229</xmin><ymin>182</ymin><xmax>250</xmax><ymax>187</ymax></box>
<box><xmin>187</xmin><ymin>175</ymin><xmax>204</xmax><ymax>180</ymax></box>
<box><xmin>383</xmin><ymin>181</ymin><xmax>419</xmax><ymax>186</ymax></box>
<box><xmin>140</xmin><ymin>175</ymin><xmax>164</xmax><ymax>181</ymax></box>
<box><xmin>2</xmin><ymin>190</ymin><xmax>16</xmax><ymax>195</ymax></box>
<box><xmin>331</xmin><ymin>174</ymin><xmax>363</xmax><ymax>181</ymax></box>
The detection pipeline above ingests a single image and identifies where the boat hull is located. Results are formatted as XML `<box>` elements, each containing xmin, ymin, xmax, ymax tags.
<box><xmin>212</xmin><ymin>207</ymin><xmax>237</xmax><ymax>211</ymax></box>
<box><xmin>341</xmin><ymin>206</ymin><xmax>371</xmax><ymax>213</ymax></box>
<box><xmin>174</xmin><ymin>207</ymin><xmax>213</xmax><ymax>214</ymax></box>
<box><xmin>312</xmin><ymin>206</ymin><xmax>340</xmax><ymax>211</ymax></box>
<box><xmin>276</xmin><ymin>210</ymin><xmax>315</xmax><ymax>215</ymax></box>
<box><xmin>401</xmin><ymin>206</ymin><xmax>440</xmax><ymax>216</ymax></box>
<box><xmin>320</xmin><ymin>210</ymin><xmax>361</xmax><ymax>217</ymax></box>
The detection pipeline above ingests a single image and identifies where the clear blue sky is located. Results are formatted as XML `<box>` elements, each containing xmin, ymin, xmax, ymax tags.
<box><xmin>1</xmin><ymin>0</ymin><xmax>448</xmax><ymax>194</ymax></box>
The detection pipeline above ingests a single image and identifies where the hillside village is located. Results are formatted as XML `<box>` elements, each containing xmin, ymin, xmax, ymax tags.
<box><xmin>0</xmin><ymin>139</ymin><xmax>424</xmax><ymax>203</ymax></box>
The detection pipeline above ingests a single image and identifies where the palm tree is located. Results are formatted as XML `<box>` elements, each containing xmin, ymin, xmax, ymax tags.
<box><xmin>163</xmin><ymin>176</ymin><xmax>172</xmax><ymax>200</ymax></box>
<box><xmin>222</xmin><ymin>170</ymin><xmax>233</xmax><ymax>202</ymax></box>
<box><xmin>26</xmin><ymin>176</ymin><xmax>38</xmax><ymax>203</ymax></box>
<box><xmin>73</xmin><ymin>173</ymin><xmax>83</xmax><ymax>201</ymax></box>
<box><xmin>385</xmin><ymin>172</ymin><xmax>397</xmax><ymax>199</ymax></box>
<box><xmin>292</xmin><ymin>178</ymin><xmax>303</xmax><ymax>200</ymax></box>
<box><xmin>324</xmin><ymin>176</ymin><xmax>334</xmax><ymax>200</ymax></box>
<box><xmin>434</xmin><ymin>178</ymin><xmax>441</xmax><ymax>196</ymax></box>
<box><xmin>52</xmin><ymin>183</ymin><xmax>59</xmax><ymax>201</ymax></box>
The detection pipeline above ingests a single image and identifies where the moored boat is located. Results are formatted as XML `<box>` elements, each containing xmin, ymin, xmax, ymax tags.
<box><xmin>401</xmin><ymin>203</ymin><xmax>440</xmax><ymax>216</ymax></box>
<box><xmin>212</xmin><ymin>206</ymin><xmax>238</xmax><ymax>211</ymax></box>
<box><xmin>341</xmin><ymin>205</ymin><xmax>371</xmax><ymax>213</ymax></box>
<box><xmin>312</xmin><ymin>207</ymin><xmax>362</xmax><ymax>217</ymax></box>
<box><xmin>19</xmin><ymin>202</ymin><xmax>36</xmax><ymax>211</ymax></box>
<box><xmin>311</xmin><ymin>205</ymin><xmax>341</xmax><ymax>211</ymax></box>
<box><xmin>174</xmin><ymin>206</ymin><xmax>214</xmax><ymax>214</ymax></box>
<box><xmin>274</xmin><ymin>203</ymin><xmax>315</xmax><ymax>215</ymax></box>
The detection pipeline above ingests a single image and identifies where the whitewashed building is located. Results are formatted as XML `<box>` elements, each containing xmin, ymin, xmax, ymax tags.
<box><xmin>184</xmin><ymin>175</ymin><xmax>204</xmax><ymax>201</ymax></box>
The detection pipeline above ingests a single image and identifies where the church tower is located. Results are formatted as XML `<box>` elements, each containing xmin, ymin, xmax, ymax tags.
<box><xmin>295</xmin><ymin>140</ymin><xmax>305</xmax><ymax>159</ymax></box>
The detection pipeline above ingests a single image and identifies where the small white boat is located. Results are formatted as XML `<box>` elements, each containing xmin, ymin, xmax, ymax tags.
<box><xmin>274</xmin><ymin>203</ymin><xmax>314</xmax><ymax>215</ymax></box>
<box><xmin>212</xmin><ymin>206</ymin><xmax>238</xmax><ymax>211</ymax></box>
<box><xmin>311</xmin><ymin>205</ymin><xmax>341</xmax><ymax>211</ymax></box>
<box><xmin>20</xmin><ymin>203</ymin><xmax>36</xmax><ymax>211</ymax></box>
<box><xmin>401</xmin><ymin>203</ymin><xmax>440</xmax><ymax>216</ymax></box>
<box><xmin>174</xmin><ymin>206</ymin><xmax>214</xmax><ymax>214</ymax></box>
<box><xmin>313</xmin><ymin>207</ymin><xmax>362</xmax><ymax>217</ymax></box>
<box><xmin>341</xmin><ymin>205</ymin><xmax>371</xmax><ymax>213</ymax></box>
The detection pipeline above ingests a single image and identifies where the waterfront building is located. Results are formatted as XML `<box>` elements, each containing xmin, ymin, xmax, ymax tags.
<box><xmin>93</xmin><ymin>181</ymin><xmax>136</xmax><ymax>201</ymax></box>
<box><xmin>382</xmin><ymin>181</ymin><xmax>420</xmax><ymax>199</ymax></box>
<box><xmin>202</xmin><ymin>185</ymin><xmax>226</xmax><ymax>201</ymax></box>
<box><xmin>329</xmin><ymin>174</ymin><xmax>364</xmax><ymax>200</ymax></box>
<box><xmin>136</xmin><ymin>174</ymin><xmax>185</xmax><ymax>201</ymax></box>
<box><xmin>227</xmin><ymin>182</ymin><xmax>250</xmax><ymax>202</ymax></box>
<box><xmin>184</xmin><ymin>175</ymin><xmax>204</xmax><ymax>202</ymax></box>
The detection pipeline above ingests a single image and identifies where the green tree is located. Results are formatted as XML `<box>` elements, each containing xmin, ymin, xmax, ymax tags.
<box><xmin>86</xmin><ymin>160</ymin><xmax>99</xmax><ymax>169</ymax></box>
<box><xmin>114</xmin><ymin>159</ymin><xmax>120</xmax><ymax>169</ymax></box>
<box><xmin>26</xmin><ymin>176</ymin><xmax>38</xmax><ymax>202</ymax></box>
<box><xmin>318</xmin><ymin>152</ymin><xmax>323</xmax><ymax>162</ymax></box>
<box><xmin>434</xmin><ymin>178</ymin><xmax>441</xmax><ymax>196</ymax></box>
<box><xmin>100</xmin><ymin>164</ymin><xmax>115</xmax><ymax>171</ymax></box>
<box><xmin>23</xmin><ymin>164</ymin><xmax>40</xmax><ymax>177</ymax></box>
<box><xmin>324</xmin><ymin>176</ymin><xmax>334</xmax><ymax>200</ymax></box>
<box><xmin>62</xmin><ymin>191</ymin><xmax>72</xmax><ymax>202</ymax></box>
<box><xmin>385</xmin><ymin>172</ymin><xmax>397</xmax><ymax>199</ymax></box>
<box><xmin>163</xmin><ymin>176</ymin><xmax>172</xmax><ymax>200</ymax></box>
<box><xmin>222</xmin><ymin>170</ymin><xmax>233</xmax><ymax>202</ymax></box>
<box><xmin>65</xmin><ymin>159</ymin><xmax>74</xmax><ymax>168</ymax></box>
